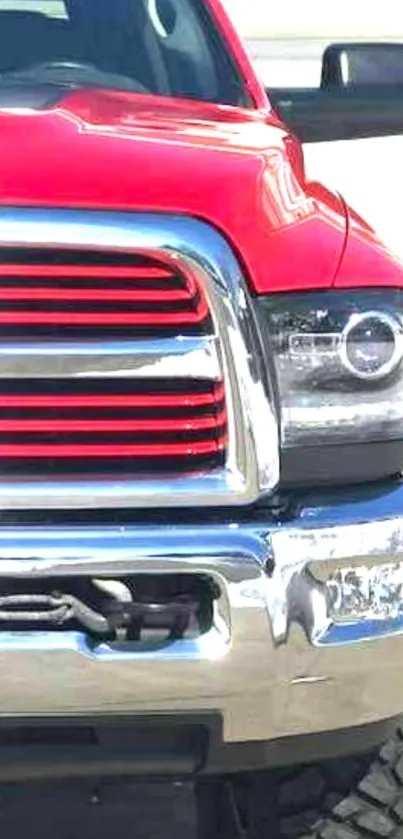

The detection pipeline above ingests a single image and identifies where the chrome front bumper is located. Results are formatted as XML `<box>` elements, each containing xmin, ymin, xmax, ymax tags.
<box><xmin>1</xmin><ymin>482</ymin><xmax>403</xmax><ymax>744</ymax></box>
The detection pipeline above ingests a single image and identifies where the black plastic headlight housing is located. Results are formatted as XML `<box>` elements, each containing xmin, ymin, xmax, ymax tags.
<box><xmin>256</xmin><ymin>289</ymin><xmax>403</xmax><ymax>486</ymax></box>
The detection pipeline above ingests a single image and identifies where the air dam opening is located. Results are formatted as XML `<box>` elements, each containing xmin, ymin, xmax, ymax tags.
<box><xmin>0</xmin><ymin>574</ymin><xmax>219</xmax><ymax>646</ymax></box>
<box><xmin>0</xmin><ymin>718</ymin><xmax>215</xmax><ymax>778</ymax></box>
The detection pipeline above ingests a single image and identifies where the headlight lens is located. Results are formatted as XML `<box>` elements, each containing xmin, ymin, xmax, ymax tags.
<box><xmin>256</xmin><ymin>290</ymin><xmax>403</xmax><ymax>485</ymax></box>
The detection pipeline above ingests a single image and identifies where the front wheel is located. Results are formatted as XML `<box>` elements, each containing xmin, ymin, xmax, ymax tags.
<box><xmin>196</xmin><ymin>727</ymin><xmax>403</xmax><ymax>839</ymax></box>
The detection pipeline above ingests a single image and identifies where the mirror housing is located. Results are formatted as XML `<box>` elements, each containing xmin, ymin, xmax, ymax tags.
<box><xmin>321</xmin><ymin>42</ymin><xmax>403</xmax><ymax>89</ymax></box>
<box><xmin>267</xmin><ymin>41</ymin><xmax>403</xmax><ymax>144</ymax></box>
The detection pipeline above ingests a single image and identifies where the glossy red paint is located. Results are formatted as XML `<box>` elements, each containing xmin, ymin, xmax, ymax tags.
<box><xmin>0</xmin><ymin>306</ymin><xmax>209</xmax><ymax>325</ymax></box>
<box><xmin>0</xmin><ymin>385</ymin><xmax>225</xmax><ymax>409</ymax></box>
<box><xmin>1</xmin><ymin>287</ymin><xmax>192</xmax><ymax>302</ymax></box>
<box><xmin>0</xmin><ymin>0</ymin><xmax>395</xmax><ymax>295</ymax></box>
<box><xmin>0</xmin><ymin>265</ymin><xmax>173</xmax><ymax>278</ymax></box>
<box><xmin>0</xmin><ymin>88</ymin><xmax>348</xmax><ymax>294</ymax></box>
<box><xmin>0</xmin><ymin>438</ymin><xmax>228</xmax><ymax>458</ymax></box>
<box><xmin>203</xmin><ymin>0</ymin><xmax>270</xmax><ymax>109</ymax></box>
<box><xmin>334</xmin><ymin>202</ymin><xmax>403</xmax><ymax>288</ymax></box>
<box><xmin>0</xmin><ymin>411</ymin><xmax>227</xmax><ymax>433</ymax></box>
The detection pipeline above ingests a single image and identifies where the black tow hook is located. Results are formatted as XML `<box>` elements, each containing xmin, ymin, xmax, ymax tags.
<box><xmin>106</xmin><ymin>596</ymin><xmax>200</xmax><ymax>639</ymax></box>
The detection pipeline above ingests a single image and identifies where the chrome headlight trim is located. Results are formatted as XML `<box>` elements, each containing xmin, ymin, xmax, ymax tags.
<box><xmin>256</xmin><ymin>289</ymin><xmax>403</xmax><ymax>486</ymax></box>
<box><xmin>339</xmin><ymin>310</ymin><xmax>403</xmax><ymax>381</ymax></box>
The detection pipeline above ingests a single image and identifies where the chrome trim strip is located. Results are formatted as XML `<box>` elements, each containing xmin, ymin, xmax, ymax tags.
<box><xmin>0</xmin><ymin>483</ymin><xmax>402</xmax><ymax>740</ymax></box>
<box><xmin>0</xmin><ymin>208</ymin><xmax>279</xmax><ymax>509</ymax></box>
<box><xmin>0</xmin><ymin>337</ymin><xmax>221</xmax><ymax>380</ymax></box>
<box><xmin>0</xmin><ymin>472</ymin><xmax>248</xmax><ymax>509</ymax></box>
<box><xmin>0</xmin><ymin>627</ymin><xmax>229</xmax><ymax>663</ymax></box>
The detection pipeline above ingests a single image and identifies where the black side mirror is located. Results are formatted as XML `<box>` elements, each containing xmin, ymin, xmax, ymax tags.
<box><xmin>321</xmin><ymin>42</ymin><xmax>403</xmax><ymax>89</ymax></box>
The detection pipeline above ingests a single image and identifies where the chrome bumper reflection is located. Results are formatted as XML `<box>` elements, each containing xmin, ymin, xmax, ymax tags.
<box><xmin>1</xmin><ymin>483</ymin><xmax>403</xmax><ymax>742</ymax></box>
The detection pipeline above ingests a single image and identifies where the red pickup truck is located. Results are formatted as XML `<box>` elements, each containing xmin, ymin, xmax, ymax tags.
<box><xmin>1</xmin><ymin>0</ymin><xmax>403</xmax><ymax>836</ymax></box>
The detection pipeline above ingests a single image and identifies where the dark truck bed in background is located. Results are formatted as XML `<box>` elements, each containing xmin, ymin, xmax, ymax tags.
<box><xmin>270</xmin><ymin>86</ymin><xmax>403</xmax><ymax>142</ymax></box>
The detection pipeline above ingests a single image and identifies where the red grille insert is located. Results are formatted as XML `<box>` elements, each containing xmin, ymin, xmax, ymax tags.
<box><xmin>0</xmin><ymin>379</ymin><xmax>227</xmax><ymax>475</ymax></box>
<box><xmin>0</xmin><ymin>249</ymin><xmax>227</xmax><ymax>479</ymax></box>
<box><xmin>0</xmin><ymin>251</ymin><xmax>211</xmax><ymax>337</ymax></box>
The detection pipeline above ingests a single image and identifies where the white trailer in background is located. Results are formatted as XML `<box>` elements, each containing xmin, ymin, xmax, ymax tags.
<box><xmin>221</xmin><ymin>0</ymin><xmax>403</xmax><ymax>40</ymax></box>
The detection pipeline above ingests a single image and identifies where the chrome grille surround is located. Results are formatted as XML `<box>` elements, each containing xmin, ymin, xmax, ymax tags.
<box><xmin>0</xmin><ymin>208</ymin><xmax>279</xmax><ymax>509</ymax></box>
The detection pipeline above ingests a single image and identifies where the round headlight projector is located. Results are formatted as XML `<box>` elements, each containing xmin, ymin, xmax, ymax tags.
<box><xmin>339</xmin><ymin>311</ymin><xmax>403</xmax><ymax>381</ymax></box>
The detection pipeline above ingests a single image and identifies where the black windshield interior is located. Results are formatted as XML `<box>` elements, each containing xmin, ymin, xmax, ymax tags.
<box><xmin>0</xmin><ymin>0</ymin><xmax>248</xmax><ymax>105</ymax></box>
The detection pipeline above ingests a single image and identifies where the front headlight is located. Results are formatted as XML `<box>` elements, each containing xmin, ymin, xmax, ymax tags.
<box><xmin>256</xmin><ymin>290</ymin><xmax>403</xmax><ymax>486</ymax></box>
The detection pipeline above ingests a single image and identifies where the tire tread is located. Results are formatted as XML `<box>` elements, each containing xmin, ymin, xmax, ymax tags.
<box><xmin>229</xmin><ymin>729</ymin><xmax>403</xmax><ymax>839</ymax></box>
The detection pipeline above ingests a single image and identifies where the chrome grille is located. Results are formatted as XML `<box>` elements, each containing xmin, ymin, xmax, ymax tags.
<box><xmin>0</xmin><ymin>208</ymin><xmax>278</xmax><ymax>508</ymax></box>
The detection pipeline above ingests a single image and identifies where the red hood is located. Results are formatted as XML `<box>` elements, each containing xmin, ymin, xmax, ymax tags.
<box><xmin>0</xmin><ymin>88</ymin><xmax>348</xmax><ymax>293</ymax></box>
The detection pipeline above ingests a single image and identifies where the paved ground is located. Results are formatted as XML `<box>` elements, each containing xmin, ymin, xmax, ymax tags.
<box><xmin>0</xmin><ymin>780</ymin><xmax>199</xmax><ymax>839</ymax></box>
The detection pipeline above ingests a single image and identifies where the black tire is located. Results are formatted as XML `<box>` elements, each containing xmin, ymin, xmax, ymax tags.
<box><xmin>196</xmin><ymin>727</ymin><xmax>403</xmax><ymax>839</ymax></box>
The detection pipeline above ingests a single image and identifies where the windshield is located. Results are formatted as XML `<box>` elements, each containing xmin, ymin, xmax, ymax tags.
<box><xmin>0</xmin><ymin>0</ymin><xmax>247</xmax><ymax>105</ymax></box>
